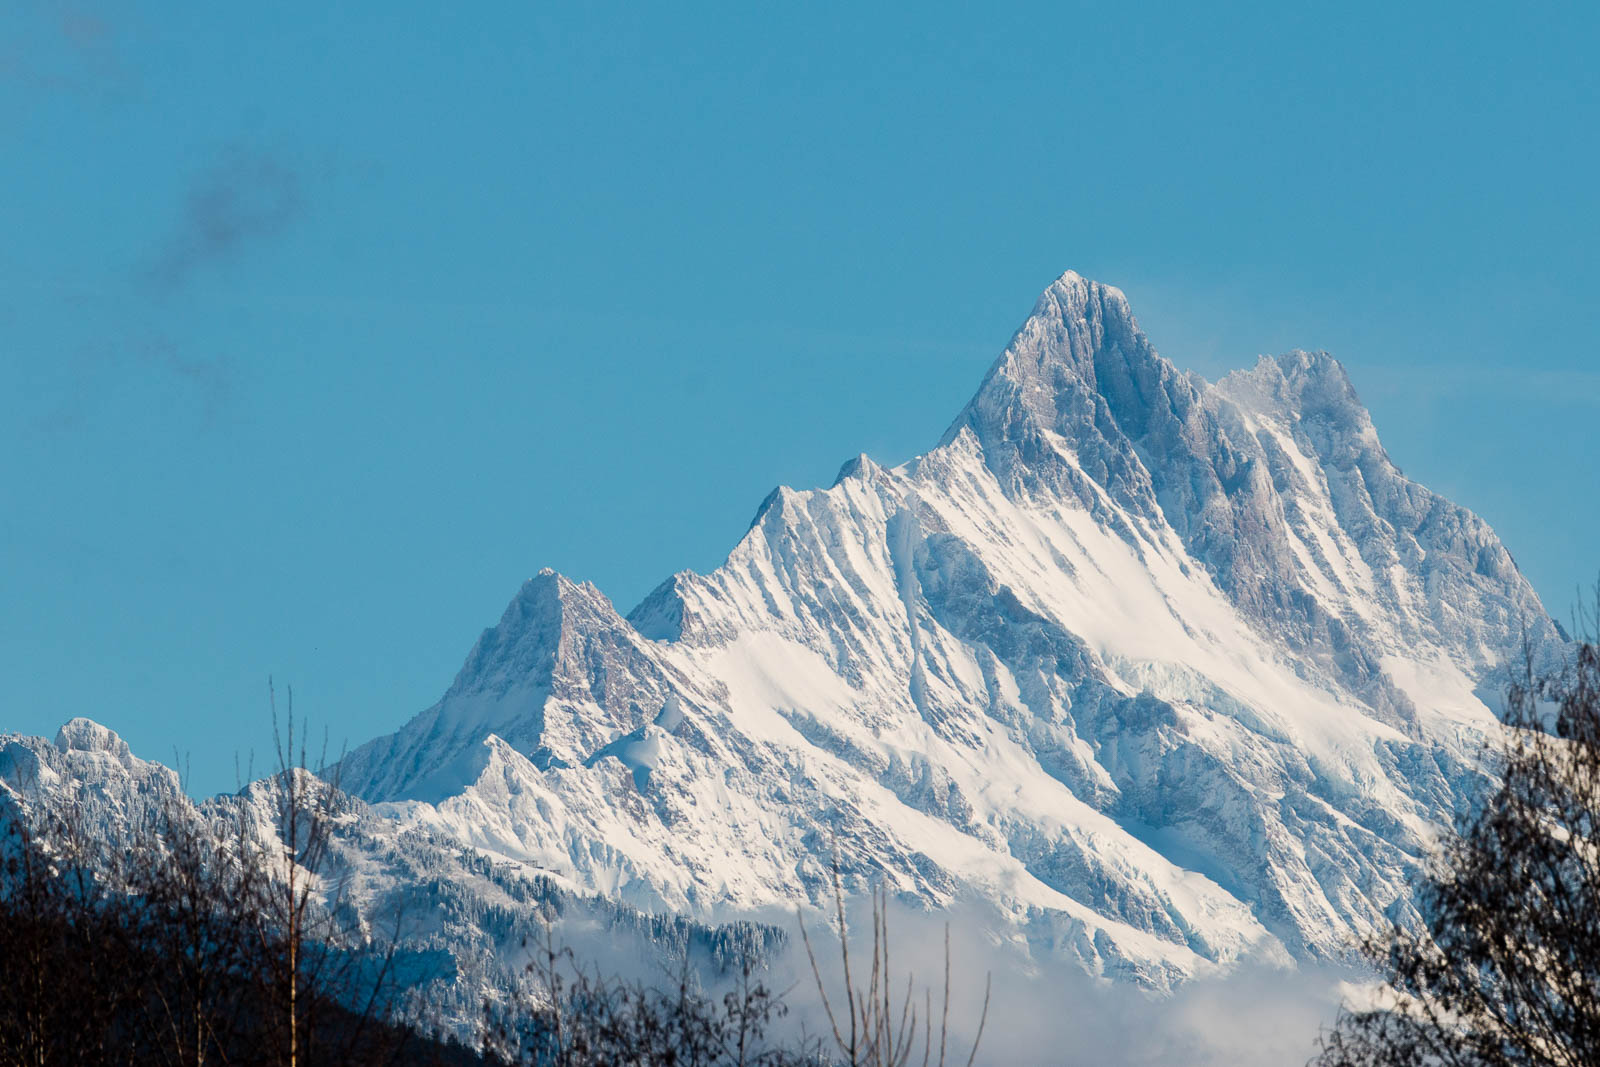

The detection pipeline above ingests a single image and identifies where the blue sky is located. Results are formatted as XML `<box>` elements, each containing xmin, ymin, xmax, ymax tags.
<box><xmin>5</xmin><ymin>2</ymin><xmax>1598</xmax><ymax>795</ymax></box>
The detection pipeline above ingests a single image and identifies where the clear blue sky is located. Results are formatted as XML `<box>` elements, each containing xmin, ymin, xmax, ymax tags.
<box><xmin>5</xmin><ymin>2</ymin><xmax>1597</xmax><ymax>795</ymax></box>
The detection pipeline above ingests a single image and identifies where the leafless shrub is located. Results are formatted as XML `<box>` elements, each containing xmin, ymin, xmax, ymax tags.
<box><xmin>0</xmin><ymin>683</ymin><xmax>463</xmax><ymax>1066</ymax></box>
<box><xmin>797</xmin><ymin>859</ymin><xmax>990</xmax><ymax>1067</ymax></box>
<box><xmin>1315</xmin><ymin>629</ymin><xmax>1600</xmax><ymax>1067</ymax></box>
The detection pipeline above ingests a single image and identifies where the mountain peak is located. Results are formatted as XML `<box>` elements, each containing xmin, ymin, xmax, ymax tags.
<box><xmin>1216</xmin><ymin>349</ymin><xmax>1372</xmax><ymax>432</ymax></box>
<box><xmin>497</xmin><ymin>569</ymin><xmax>621</xmax><ymax>629</ymax></box>
<box><xmin>832</xmin><ymin>452</ymin><xmax>884</xmax><ymax>487</ymax></box>
<box><xmin>459</xmin><ymin>569</ymin><xmax>621</xmax><ymax>692</ymax></box>
<box><xmin>54</xmin><ymin>717</ymin><xmax>133</xmax><ymax>760</ymax></box>
<box><xmin>1033</xmin><ymin>268</ymin><xmax>1128</xmax><ymax>311</ymax></box>
<box><xmin>940</xmin><ymin>268</ymin><xmax>1169</xmax><ymax>516</ymax></box>
<box><xmin>332</xmin><ymin>266</ymin><xmax>1564</xmax><ymax>989</ymax></box>
<box><xmin>1022</xmin><ymin>270</ymin><xmax>1138</xmax><ymax>356</ymax></box>
<box><xmin>522</xmin><ymin>567</ymin><xmax>574</xmax><ymax>596</ymax></box>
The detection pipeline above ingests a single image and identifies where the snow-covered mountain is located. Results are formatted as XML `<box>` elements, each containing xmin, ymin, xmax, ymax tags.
<box><xmin>0</xmin><ymin>717</ymin><xmax>782</xmax><ymax>1035</ymax></box>
<box><xmin>322</xmin><ymin>270</ymin><xmax>1565</xmax><ymax>987</ymax></box>
<box><xmin>2</xmin><ymin>270</ymin><xmax>1565</xmax><ymax>1005</ymax></box>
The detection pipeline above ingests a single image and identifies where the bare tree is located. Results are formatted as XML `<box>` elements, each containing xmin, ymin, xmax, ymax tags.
<box><xmin>0</xmin><ymin>685</ymin><xmax>443</xmax><ymax>1067</ymax></box>
<box><xmin>1315</xmin><ymin>635</ymin><xmax>1600</xmax><ymax>1067</ymax></box>
<box><xmin>486</xmin><ymin>855</ymin><xmax>994</xmax><ymax>1066</ymax></box>
<box><xmin>797</xmin><ymin>861</ymin><xmax>989</xmax><ymax>1067</ymax></box>
<box><xmin>248</xmin><ymin>679</ymin><xmax>413</xmax><ymax>1067</ymax></box>
<box><xmin>122</xmin><ymin>782</ymin><xmax>270</xmax><ymax>1067</ymax></box>
<box><xmin>0</xmin><ymin>783</ymin><xmax>146</xmax><ymax>1065</ymax></box>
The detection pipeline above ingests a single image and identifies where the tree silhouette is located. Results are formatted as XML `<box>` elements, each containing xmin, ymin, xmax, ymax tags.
<box><xmin>0</xmin><ymin>687</ymin><xmax>473</xmax><ymax>1066</ymax></box>
<box><xmin>1316</xmin><ymin>637</ymin><xmax>1600</xmax><ymax>1067</ymax></box>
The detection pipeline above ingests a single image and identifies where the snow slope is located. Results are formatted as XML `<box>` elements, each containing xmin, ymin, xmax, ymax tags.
<box><xmin>332</xmin><ymin>271</ymin><xmax>1565</xmax><ymax>987</ymax></box>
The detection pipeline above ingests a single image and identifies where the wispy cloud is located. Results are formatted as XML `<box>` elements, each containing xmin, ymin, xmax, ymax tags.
<box><xmin>0</xmin><ymin>3</ymin><xmax>134</xmax><ymax>94</ymax></box>
<box><xmin>28</xmin><ymin>142</ymin><xmax>315</xmax><ymax>437</ymax></box>
<box><xmin>33</xmin><ymin>331</ymin><xmax>236</xmax><ymax>435</ymax></box>
<box><xmin>145</xmin><ymin>147</ymin><xmax>306</xmax><ymax>290</ymax></box>
<box><xmin>137</xmin><ymin>335</ymin><xmax>235</xmax><ymax>426</ymax></box>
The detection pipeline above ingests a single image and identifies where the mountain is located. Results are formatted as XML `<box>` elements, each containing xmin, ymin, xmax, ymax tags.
<box><xmin>328</xmin><ymin>270</ymin><xmax>1565</xmax><ymax>987</ymax></box>
<box><xmin>0</xmin><ymin>718</ymin><xmax>784</xmax><ymax>1037</ymax></box>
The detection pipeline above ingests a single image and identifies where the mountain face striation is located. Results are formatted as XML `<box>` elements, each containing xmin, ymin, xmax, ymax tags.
<box><xmin>322</xmin><ymin>271</ymin><xmax>1565</xmax><ymax>987</ymax></box>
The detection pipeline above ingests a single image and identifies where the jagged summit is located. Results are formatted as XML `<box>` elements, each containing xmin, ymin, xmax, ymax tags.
<box><xmin>332</xmin><ymin>269</ymin><xmax>1563</xmax><ymax>986</ymax></box>
<box><xmin>832</xmin><ymin>452</ymin><xmax>883</xmax><ymax>487</ymax></box>
<box><xmin>341</xmin><ymin>563</ymin><xmax>702</xmax><ymax>801</ymax></box>
<box><xmin>943</xmin><ymin>273</ymin><xmax>1141</xmax><ymax>437</ymax></box>
<box><xmin>54</xmin><ymin>717</ymin><xmax>133</xmax><ymax>758</ymax></box>
<box><xmin>1218</xmin><ymin>350</ymin><xmax>1367</xmax><ymax>422</ymax></box>
<box><xmin>1030</xmin><ymin>268</ymin><xmax>1131</xmax><ymax>317</ymax></box>
<box><xmin>2</xmin><ymin>718</ymin><xmax>175</xmax><ymax>814</ymax></box>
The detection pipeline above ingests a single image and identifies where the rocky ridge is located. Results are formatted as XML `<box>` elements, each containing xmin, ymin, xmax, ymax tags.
<box><xmin>326</xmin><ymin>271</ymin><xmax>1564</xmax><ymax>987</ymax></box>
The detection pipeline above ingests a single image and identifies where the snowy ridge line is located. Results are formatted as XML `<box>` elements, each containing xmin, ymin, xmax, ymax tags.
<box><xmin>11</xmin><ymin>270</ymin><xmax>1566</xmax><ymax>997</ymax></box>
<box><xmin>0</xmin><ymin>718</ymin><xmax>788</xmax><ymax>1041</ymax></box>
<box><xmin>333</xmin><ymin>270</ymin><xmax>1566</xmax><ymax>987</ymax></box>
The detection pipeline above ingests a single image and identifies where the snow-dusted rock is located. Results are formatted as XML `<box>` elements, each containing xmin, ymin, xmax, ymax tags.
<box><xmin>328</xmin><ymin>270</ymin><xmax>1566</xmax><ymax>987</ymax></box>
<box><xmin>0</xmin><ymin>722</ymin><xmax>783</xmax><ymax>1038</ymax></box>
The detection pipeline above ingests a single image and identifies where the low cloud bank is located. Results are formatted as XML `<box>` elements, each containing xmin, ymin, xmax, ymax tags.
<box><xmin>728</xmin><ymin>899</ymin><xmax>1357</xmax><ymax>1067</ymax></box>
<box><xmin>533</xmin><ymin>894</ymin><xmax>1358</xmax><ymax>1065</ymax></box>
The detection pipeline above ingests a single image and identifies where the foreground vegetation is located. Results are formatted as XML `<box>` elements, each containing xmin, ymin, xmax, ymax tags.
<box><xmin>1317</xmin><ymin>632</ymin><xmax>1600</xmax><ymax>1066</ymax></box>
<box><xmin>0</xmin><ymin>697</ymin><xmax>987</xmax><ymax>1065</ymax></box>
<box><xmin>0</xmin><ymin>803</ymin><xmax>985</xmax><ymax>1066</ymax></box>
<box><xmin>9</xmin><ymin>624</ymin><xmax>1597</xmax><ymax>1066</ymax></box>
